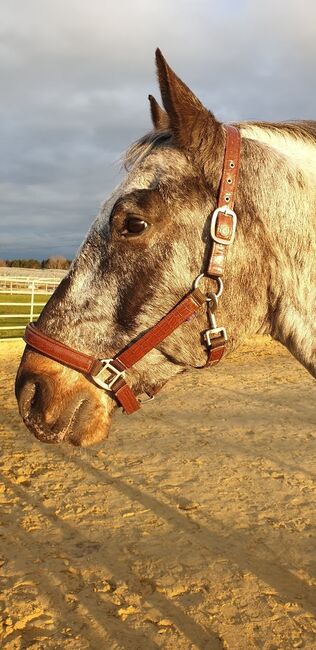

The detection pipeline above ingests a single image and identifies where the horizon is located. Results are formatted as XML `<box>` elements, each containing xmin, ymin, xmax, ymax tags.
<box><xmin>1</xmin><ymin>256</ymin><xmax>72</xmax><ymax>264</ymax></box>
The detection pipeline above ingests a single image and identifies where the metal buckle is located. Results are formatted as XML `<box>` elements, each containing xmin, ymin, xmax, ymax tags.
<box><xmin>210</xmin><ymin>206</ymin><xmax>237</xmax><ymax>245</ymax></box>
<box><xmin>93</xmin><ymin>358</ymin><xmax>125</xmax><ymax>392</ymax></box>
<box><xmin>204</xmin><ymin>327</ymin><xmax>228</xmax><ymax>348</ymax></box>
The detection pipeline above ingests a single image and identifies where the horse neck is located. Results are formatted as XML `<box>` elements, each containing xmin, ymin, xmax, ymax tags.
<box><xmin>229</xmin><ymin>127</ymin><xmax>316</xmax><ymax>370</ymax></box>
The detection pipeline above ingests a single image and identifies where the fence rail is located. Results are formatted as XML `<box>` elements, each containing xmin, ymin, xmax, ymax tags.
<box><xmin>0</xmin><ymin>276</ymin><xmax>60</xmax><ymax>340</ymax></box>
<box><xmin>0</xmin><ymin>278</ymin><xmax>60</xmax><ymax>294</ymax></box>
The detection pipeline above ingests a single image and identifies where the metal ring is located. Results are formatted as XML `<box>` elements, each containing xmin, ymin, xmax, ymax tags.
<box><xmin>193</xmin><ymin>274</ymin><xmax>224</xmax><ymax>301</ymax></box>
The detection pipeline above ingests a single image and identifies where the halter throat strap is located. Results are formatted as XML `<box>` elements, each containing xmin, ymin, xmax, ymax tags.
<box><xmin>24</xmin><ymin>124</ymin><xmax>241</xmax><ymax>414</ymax></box>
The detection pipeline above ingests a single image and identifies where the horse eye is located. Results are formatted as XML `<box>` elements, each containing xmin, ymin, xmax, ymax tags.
<box><xmin>122</xmin><ymin>217</ymin><xmax>149</xmax><ymax>236</ymax></box>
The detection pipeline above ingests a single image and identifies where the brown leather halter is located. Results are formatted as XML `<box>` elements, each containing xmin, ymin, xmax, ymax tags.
<box><xmin>24</xmin><ymin>124</ymin><xmax>241</xmax><ymax>415</ymax></box>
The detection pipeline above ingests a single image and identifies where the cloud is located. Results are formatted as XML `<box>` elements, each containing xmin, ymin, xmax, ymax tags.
<box><xmin>1</xmin><ymin>0</ymin><xmax>316</xmax><ymax>258</ymax></box>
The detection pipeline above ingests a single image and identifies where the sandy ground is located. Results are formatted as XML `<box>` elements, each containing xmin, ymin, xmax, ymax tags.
<box><xmin>0</xmin><ymin>337</ymin><xmax>315</xmax><ymax>650</ymax></box>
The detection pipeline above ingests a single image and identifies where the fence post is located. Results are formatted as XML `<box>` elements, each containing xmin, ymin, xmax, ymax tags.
<box><xmin>30</xmin><ymin>281</ymin><xmax>35</xmax><ymax>322</ymax></box>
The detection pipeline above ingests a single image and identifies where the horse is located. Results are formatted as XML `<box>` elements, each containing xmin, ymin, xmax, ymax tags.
<box><xmin>16</xmin><ymin>49</ymin><xmax>316</xmax><ymax>446</ymax></box>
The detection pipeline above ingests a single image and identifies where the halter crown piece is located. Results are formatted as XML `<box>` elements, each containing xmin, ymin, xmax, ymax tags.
<box><xmin>24</xmin><ymin>125</ymin><xmax>241</xmax><ymax>414</ymax></box>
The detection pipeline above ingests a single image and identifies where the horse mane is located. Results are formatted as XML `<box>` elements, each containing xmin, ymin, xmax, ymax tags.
<box><xmin>122</xmin><ymin>119</ymin><xmax>316</xmax><ymax>174</ymax></box>
<box><xmin>240</xmin><ymin>119</ymin><xmax>316</xmax><ymax>143</ymax></box>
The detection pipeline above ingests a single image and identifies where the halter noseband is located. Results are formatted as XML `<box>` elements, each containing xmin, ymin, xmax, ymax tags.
<box><xmin>24</xmin><ymin>124</ymin><xmax>241</xmax><ymax>415</ymax></box>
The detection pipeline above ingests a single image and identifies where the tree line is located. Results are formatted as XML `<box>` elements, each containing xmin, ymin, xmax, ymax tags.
<box><xmin>0</xmin><ymin>256</ymin><xmax>71</xmax><ymax>270</ymax></box>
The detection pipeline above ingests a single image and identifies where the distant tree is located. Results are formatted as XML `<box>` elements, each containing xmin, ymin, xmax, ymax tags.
<box><xmin>5</xmin><ymin>257</ymin><xmax>71</xmax><ymax>269</ymax></box>
<box><xmin>27</xmin><ymin>259</ymin><xmax>41</xmax><ymax>269</ymax></box>
<box><xmin>9</xmin><ymin>259</ymin><xmax>41</xmax><ymax>269</ymax></box>
<box><xmin>44</xmin><ymin>255</ymin><xmax>70</xmax><ymax>270</ymax></box>
<box><xmin>7</xmin><ymin>259</ymin><xmax>21</xmax><ymax>267</ymax></box>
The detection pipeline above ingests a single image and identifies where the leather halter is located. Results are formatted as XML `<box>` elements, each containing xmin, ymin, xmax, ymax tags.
<box><xmin>24</xmin><ymin>124</ymin><xmax>241</xmax><ymax>415</ymax></box>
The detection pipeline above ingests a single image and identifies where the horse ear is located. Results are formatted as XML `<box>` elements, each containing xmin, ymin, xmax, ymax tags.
<box><xmin>148</xmin><ymin>94</ymin><xmax>170</xmax><ymax>130</ymax></box>
<box><xmin>155</xmin><ymin>48</ymin><xmax>218</xmax><ymax>151</ymax></box>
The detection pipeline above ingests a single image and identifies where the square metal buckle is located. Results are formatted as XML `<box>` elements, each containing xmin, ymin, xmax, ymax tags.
<box><xmin>93</xmin><ymin>358</ymin><xmax>125</xmax><ymax>391</ymax></box>
<box><xmin>210</xmin><ymin>207</ymin><xmax>237</xmax><ymax>245</ymax></box>
<box><xmin>204</xmin><ymin>327</ymin><xmax>228</xmax><ymax>348</ymax></box>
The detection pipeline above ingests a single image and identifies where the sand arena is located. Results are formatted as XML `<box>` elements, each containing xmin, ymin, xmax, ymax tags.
<box><xmin>1</xmin><ymin>337</ymin><xmax>315</xmax><ymax>649</ymax></box>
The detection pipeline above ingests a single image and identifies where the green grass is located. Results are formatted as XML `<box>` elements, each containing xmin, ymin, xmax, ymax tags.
<box><xmin>0</xmin><ymin>293</ymin><xmax>51</xmax><ymax>339</ymax></box>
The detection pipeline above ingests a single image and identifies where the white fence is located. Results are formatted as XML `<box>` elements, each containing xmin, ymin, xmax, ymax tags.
<box><xmin>0</xmin><ymin>276</ymin><xmax>61</xmax><ymax>340</ymax></box>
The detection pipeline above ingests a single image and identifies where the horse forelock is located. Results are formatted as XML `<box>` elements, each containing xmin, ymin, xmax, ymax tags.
<box><xmin>91</xmin><ymin>134</ymin><xmax>199</xmax><ymax>248</ymax></box>
<box><xmin>123</xmin><ymin>129</ymin><xmax>172</xmax><ymax>170</ymax></box>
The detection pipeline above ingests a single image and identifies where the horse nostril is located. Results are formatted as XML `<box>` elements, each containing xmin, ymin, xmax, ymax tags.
<box><xmin>15</xmin><ymin>366</ymin><xmax>110</xmax><ymax>446</ymax></box>
<box><xmin>17</xmin><ymin>379</ymin><xmax>35</xmax><ymax>420</ymax></box>
<box><xmin>16</xmin><ymin>377</ymin><xmax>43</xmax><ymax>421</ymax></box>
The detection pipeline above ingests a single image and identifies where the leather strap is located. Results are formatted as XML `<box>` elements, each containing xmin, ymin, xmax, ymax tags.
<box><xmin>207</xmin><ymin>124</ymin><xmax>240</xmax><ymax>277</ymax></box>
<box><xmin>113</xmin><ymin>379</ymin><xmax>141</xmax><ymax>414</ymax></box>
<box><xmin>112</xmin><ymin>288</ymin><xmax>206</xmax><ymax>412</ymax></box>
<box><xmin>24</xmin><ymin>322</ymin><xmax>103</xmax><ymax>376</ymax></box>
<box><xmin>116</xmin><ymin>288</ymin><xmax>205</xmax><ymax>368</ymax></box>
<box><xmin>206</xmin><ymin>335</ymin><xmax>226</xmax><ymax>366</ymax></box>
<box><xmin>203</xmin><ymin>124</ymin><xmax>241</xmax><ymax>365</ymax></box>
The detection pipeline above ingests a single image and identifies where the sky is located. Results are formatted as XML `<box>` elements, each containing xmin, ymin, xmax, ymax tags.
<box><xmin>1</xmin><ymin>0</ymin><xmax>316</xmax><ymax>260</ymax></box>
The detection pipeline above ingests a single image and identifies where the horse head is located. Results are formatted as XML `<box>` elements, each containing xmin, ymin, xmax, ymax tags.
<box><xmin>19</xmin><ymin>49</ymin><xmax>314</xmax><ymax>446</ymax></box>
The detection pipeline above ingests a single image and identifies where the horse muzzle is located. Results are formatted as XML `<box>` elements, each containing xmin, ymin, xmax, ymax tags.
<box><xmin>15</xmin><ymin>348</ymin><xmax>115</xmax><ymax>446</ymax></box>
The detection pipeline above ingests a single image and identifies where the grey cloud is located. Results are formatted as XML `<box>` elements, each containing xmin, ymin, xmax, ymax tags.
<box><xmin>1</xmin><ymin>0</ymin><xmax>316</xmax><ymax>258</ymax></box>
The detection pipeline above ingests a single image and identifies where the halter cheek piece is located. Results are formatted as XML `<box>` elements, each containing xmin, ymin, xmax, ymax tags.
<box><xmin>24</xmin><ymin>125</ymin><xmax>241</xmax><ymax>415</ymax></box>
